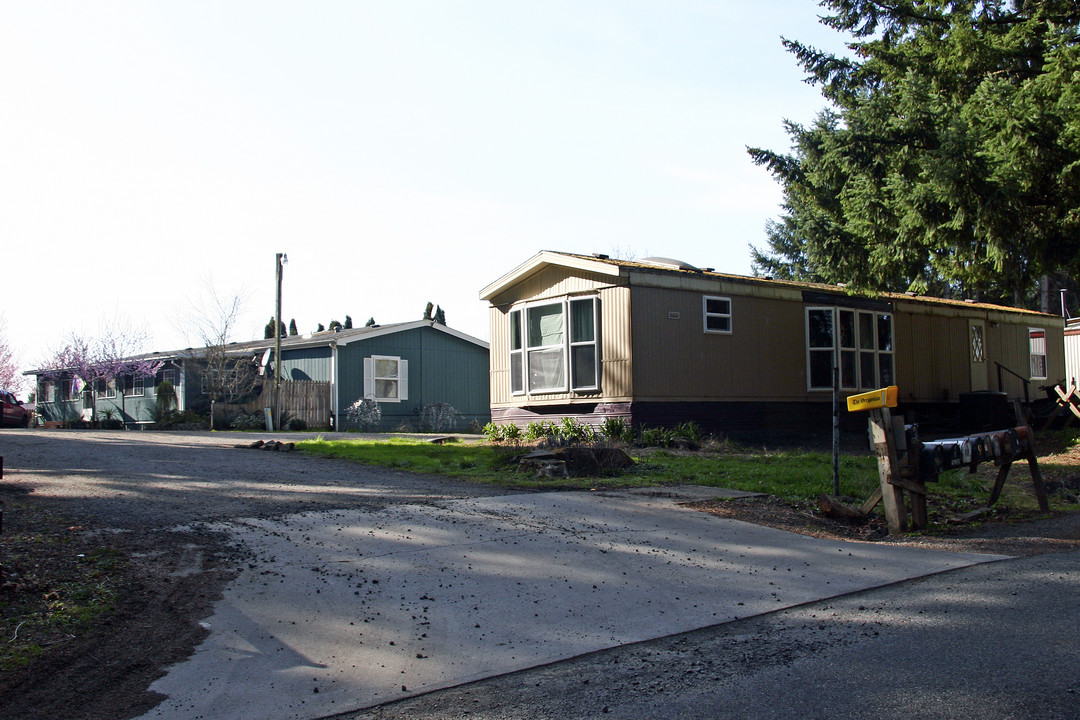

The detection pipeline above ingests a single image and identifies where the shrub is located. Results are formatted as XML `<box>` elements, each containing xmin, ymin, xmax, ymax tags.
<box><xmin>673</xmin><ymin>421</ymin><xmax>703</xmax><ymax>444</ymax></box>
<box><xmin>230</xmin><ymin>413</ymin><xmax>264</xmax><ymax>430</ymax></box>
<box><xmin>420</xmin><ymin>402</ymin><xmax>458</xmax><ymax>433</ymax></box>
<box><xmin>524</xmin><ymin>421</ymin><xmax>556</xmax><ymax>441</ymax></box>
<box><xmin>554</xmin><ymin>417</ymin><xmax>596</xmax><ymax>444</ymax></box>
<box><xmin>346</xmin><ymin>398</ymin><xmax>381</xmax><ymax>431</ymax></box>
<box><xmin>601</xmin><ymin>417</ymin><xmax>630</xmax><ymax>442</ymax></box>
<box><xmin>288</xmin><ymin>418</ymin><xmax>308</xmax><ymax>431</ymax></box>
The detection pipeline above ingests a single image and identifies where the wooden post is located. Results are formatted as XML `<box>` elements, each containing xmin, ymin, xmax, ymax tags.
<box><xmin>870</xmin><ymin>407</ymin><xmax>907</xmax><ymax>535</ymax></box>
<box><xmin>1025</xmin><ymin>432</ymin><xmax>1050</xmax><ymax>512</ymax></box>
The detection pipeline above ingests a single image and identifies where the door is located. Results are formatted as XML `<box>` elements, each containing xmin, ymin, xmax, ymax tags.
<box><xmin>969</xmin><ymin>320</ymin><xmax>989</xmax><ymax>391</ymax></box>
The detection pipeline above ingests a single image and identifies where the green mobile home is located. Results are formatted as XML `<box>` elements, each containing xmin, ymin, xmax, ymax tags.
<box><xmin>275</xmin><ymin>320</ymin><xmax>491</xmax><ymax>431</ymax></box>
<box><xmin>28</xmin><ymin>320</ymin><xmax>490</xmax><ymax>432</ymax></box>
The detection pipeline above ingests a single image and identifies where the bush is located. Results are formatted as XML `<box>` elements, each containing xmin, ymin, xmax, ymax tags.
<box><xmin>482</xmin><ymin>422</ymin><xmax>523</xmax><ymax>442</ymax></box>
<box><xmin>230</xmin><ymin>413</ymin><xmax>264</xmax><ymax>430</ymax></box>
<box><xmin>346</xmin><ymin>398</ymin><xmax>382</xmax><ymax>431</ymax></box>
<box><xmin>601</xmin><ymin>417</ymin><xmax>630</xmax><ymax>442</ymax></box>
<box><xmin>420</xmin><ymin>402</ymin><xmax>458</xmax><ymax>433</ymax></box>
<box><xmin>288</xmin><ymin>418</ymin><xmax>308</xmax><ymax>431</ymax></box>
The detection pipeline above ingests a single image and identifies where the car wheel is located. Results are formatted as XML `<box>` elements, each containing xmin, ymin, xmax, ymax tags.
<box><xmin>21</xmin><ymin>414</ymin><xmax>30</xmax><ymax>428</ymax></box>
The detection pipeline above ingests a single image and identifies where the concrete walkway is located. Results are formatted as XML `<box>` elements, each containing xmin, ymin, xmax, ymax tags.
<box><xmin>137</xmin><ymin>487</ymin><xmax>1007</xmax><ymax>720</ymax></box>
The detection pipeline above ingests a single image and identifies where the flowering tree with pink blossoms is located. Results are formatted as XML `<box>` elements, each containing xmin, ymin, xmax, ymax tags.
<box><xmin>37</xmin><ymin>320</ymin><xmax>162</xmax><ymax>424</ymax></box>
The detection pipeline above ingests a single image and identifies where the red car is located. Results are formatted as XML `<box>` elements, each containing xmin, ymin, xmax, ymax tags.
<box><xmin>1</xmin><ymin>390</ymin><xmax>31</xmax><ymax>428</ymax></box>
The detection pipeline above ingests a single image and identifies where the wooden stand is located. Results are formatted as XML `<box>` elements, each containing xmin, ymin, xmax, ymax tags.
<box><xmin>861</xmin><ymin>415</ymin><xmax>1049</xmax><ymax>535</ymax></box>
<box><xmin>868</xmin><ymin>408</ymin><xmax>910</xmax><ymax>535</ymax></box>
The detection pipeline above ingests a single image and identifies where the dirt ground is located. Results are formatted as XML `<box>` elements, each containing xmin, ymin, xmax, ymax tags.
<box><xmin>1</xmin><ymin>429</ymin><xmax>1079</xmax><ymax>720</ymax></box>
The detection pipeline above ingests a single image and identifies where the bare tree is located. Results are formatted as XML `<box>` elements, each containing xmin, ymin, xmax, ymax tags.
<box><xmin>181</xmin><ymin>278</ymin><xmax>261</xmax><ymax>424</ymax></box>
<box><xmin>0</xmin><ymin>314</ymin><xmax>26</xmax><ymax>395</ymax></box>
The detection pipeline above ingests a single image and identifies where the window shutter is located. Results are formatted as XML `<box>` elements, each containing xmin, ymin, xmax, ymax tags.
<box><xmin>399</xmin><ymin>359</ymin><xmax>408</xmax><ymax>400</ymax></box>
<box><xmin>363</xmin><ymin>357</ymin><xmax>374</xmax><ymax>399</ymax></box>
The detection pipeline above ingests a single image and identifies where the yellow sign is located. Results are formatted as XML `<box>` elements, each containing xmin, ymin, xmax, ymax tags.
<box><xmin>846</xmin><ymin>386</ymin><xmax>899</xmax><ymax>412</ymax></box>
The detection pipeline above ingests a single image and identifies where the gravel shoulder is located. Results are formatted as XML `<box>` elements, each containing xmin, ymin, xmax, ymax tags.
<box><xmin>1</xmin><ymin>429</ymin><xmax>1077</xmax><ymax>720</ymax></box>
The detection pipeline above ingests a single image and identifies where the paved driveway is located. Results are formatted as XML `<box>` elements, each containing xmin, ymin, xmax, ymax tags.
<box><xmin>0</xmin><ymin>430</ymin><xmax>1014</xmax><ymax>720</ymax></box>
<box><xmin>135</xmin><ymin>487</ymin><xmax>1005</xmax><ymax>720</ymax></box>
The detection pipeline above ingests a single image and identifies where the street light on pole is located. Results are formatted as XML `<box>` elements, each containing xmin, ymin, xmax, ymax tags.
<box><xmin>274</xmin><ymin>252</ymin><xmax>288</xmax><ymax>431</ymax></box>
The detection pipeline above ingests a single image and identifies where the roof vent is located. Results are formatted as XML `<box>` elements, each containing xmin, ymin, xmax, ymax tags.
<box><xmin>592</xmin><ymin>253</ymin><xmax>610</xmax><ymax>260</ymax></box>
<box><xmin>640</xmin><ymin>257</ymin><xmax>700</xmax><ymax>272</ymax></box>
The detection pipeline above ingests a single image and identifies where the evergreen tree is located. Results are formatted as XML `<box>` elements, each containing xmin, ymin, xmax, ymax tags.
<box><xmin>749</xmin><ymin>0</ymin><xmax>1080</xmax><ymax>306</ymax></box>
<box><xmin>328</xmin><ymin>319</ymin><xmax>342</xmax><ymax>332</ymax></box>
<box><xmin>365</xmin><ymin>317</ymin><xmax>376</xmax><ymax>327</ymax></box>
<box><xmin>289</xmin><ymin>319</ymin><xmax>298</xmax><ymax>336</ymax></box>
<box><xmin>264</xmin><ymin>317</ymin><xmax>276</xmax><ymax>340</ymax></box>
<box><xmin>344</xmin><ymin>315</ymin><xmax>353</xmax><ymax>329</ymax></box>
<box><xmin>317</xmin><ymin>323</ymin><xmax>325</xmax><ymax>332</ymax></box>
<box><xmin>434</xmin><ymin>305</ymin><xmax>446</xmax><ymax>325</ymax></box>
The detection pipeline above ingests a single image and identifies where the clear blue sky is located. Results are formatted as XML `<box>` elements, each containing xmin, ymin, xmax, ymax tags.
<box><xmin>2</xmin><ymin>1</ymin><xmax>849</xmax><ymax>374</ymax></box>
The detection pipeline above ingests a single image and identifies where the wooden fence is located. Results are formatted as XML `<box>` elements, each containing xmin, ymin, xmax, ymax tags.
<box><xmin>214</xmin><ymin>380</ymin><xmax>332</xmax><ymax>430</ymax></box>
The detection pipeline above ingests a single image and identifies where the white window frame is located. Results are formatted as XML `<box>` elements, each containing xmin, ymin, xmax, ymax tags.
<box><xmin>364</xmin><ymin>355</ymin><xmax>409</xmax><ymax>402</ymax></box>
<box><xmin>702</xmin><ymin>295</ymin><xmax>732</xmax><ymax>334</ymax></box>
<box><xmin>568</xmin><ymin>297</ymin><xmax>599</xmax><ymax>392</ymax></box>
<box><xmin>525</xmin><ymin>301</ymin><xmax>569</xmax><ymax>394</ymax></box>
<box><xmin>509</xmin><ymin>309</ymin><xmax>524</xmax><ymax>395</ymax></box>
<box><xmin>158</xmin><ymin>368</ymin><xmax>178</xmax><ymax>394</ymax></box>
<box><xmin>806</xmin><ymin>307</ymin><xmax>894</xmax><ymax>392</ymax></box>
<box><xmin>128</xmin><ymin>374</ymin><xmax>145</xmax><ymax>397</ymax></box>
<box><xmin>511</xmin><ymin>296</ymin><xmax>600</xmax><ymax>396</ymax></box>
<box><xmin>1029</xmin><ymin>328</ymin><xmax>1047</xmax><ymax>380</ymax></box>
<box><xmin>97</xmin><ymin>378</ymin><xmax>117</xmax><ymax>399</ymax></box>
<box><xmin>39</xmin><ymin>379</ymin><xmax>55</xmax><ymax>403</ymax></box>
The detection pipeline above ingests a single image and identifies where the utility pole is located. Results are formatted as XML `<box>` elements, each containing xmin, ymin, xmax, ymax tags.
<box><xmin>274</xmin><ymin>252</ymin><xmax>287</xmax><ymax>431</ymax></box>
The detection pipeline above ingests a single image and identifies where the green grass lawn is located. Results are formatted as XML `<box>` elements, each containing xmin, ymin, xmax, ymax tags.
<box><xmin>296</xmin><ymin>433</ymin><xmax>1079</xmax><ymax>515</ymax></box>
<box><xmin>296</xmin><ymin>436</ymin><xmax>881</xmax><ymax>500</ymax></box>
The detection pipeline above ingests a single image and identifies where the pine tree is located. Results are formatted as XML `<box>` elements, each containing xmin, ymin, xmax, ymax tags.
<box><xmin>344</xmin><ymin>315</ymin><xmax>353</xmax><ymax>329</ymax></box>
<box><xmin>288</xmin><ymin>319</ymin><xmax>298</xmax><ymax>336</ymax></box>
<box><xmin>749</xmin><ymin>0</ymin><xmax>1080</xmax><ymax>306</ymax></box>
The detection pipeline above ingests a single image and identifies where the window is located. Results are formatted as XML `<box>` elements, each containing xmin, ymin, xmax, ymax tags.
<box><xmin>569</xmin><ymin>297</ymin><xmax>599</xmax><ymax>391</ymax></box>
<box><xmin>96</xmin><ymin>378</ymin><xmax>117</xmax><ymax>399</ymax></box>
<box><xmin>703</xmin><ymin>296</ymin><xmax>732</xmax><ymax>334</ymax></box>
<box><xmin>509</xmin><ymin>310</ymin><xmax>524</xmax><ymax>395</ymax></box>
<box><xmin>38</xmin><ymin>380</ymin><xmax>55</xmax><ymax>403</ymax></box>
<box><xmin>806</xmin><ymin>307</ymin><xmax>893</xmax><ymax>391</ymax></box>
<box><xmin>158</xmin><ymin>368</ymin><xmax>178</xmax><ymax>393</ymax></box>
<box><xmin>1029</xmin><ymin>329</ymin><xmax>1047</xmax><ymax>379</ymax></box>
<box><xmin>511</xmin><ymin>297</ymin><xmax>599</xmax><ymax>395</ymax></box>
<box><xmin>970</xmin><ymin>325</ymin><xmax>986</xmax><ymax>363</ymax></box>
<box><xmin>127</xmin><ymin>374</ymin><xmax>145</xmax><ymax>397</ymax></box>
<box><xmin>364</xmin><ymin>355</ymin><xmax>408</xmax><ymax>402</ymax></box>
<box><xmin>527</xmin><ymin>302</ymin><xmax>566</xmax><ymax>392</ymax></box>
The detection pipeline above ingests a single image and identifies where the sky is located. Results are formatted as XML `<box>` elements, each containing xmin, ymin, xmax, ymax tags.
<box><xmin>2</xmin><ymin>0</ymin><xmax>850</xmax><ymax>382</ymax></box>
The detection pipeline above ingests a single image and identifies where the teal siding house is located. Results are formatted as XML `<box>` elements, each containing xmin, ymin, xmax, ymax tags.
<box><xmin>28</xmin><ymin>320</ymin><xmax>490</xmax><ymax>432</ymax></box>
<box><xmin>278</xmin><ymin>320</ymin><xmax>491</xmax><ymax>431</ymax></box>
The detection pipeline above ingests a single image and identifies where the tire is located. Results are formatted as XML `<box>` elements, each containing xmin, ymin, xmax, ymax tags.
<box><xmin>21</xmin><ymin>414</ymin><xmax>30</xmax><ymax>428</ymax></box>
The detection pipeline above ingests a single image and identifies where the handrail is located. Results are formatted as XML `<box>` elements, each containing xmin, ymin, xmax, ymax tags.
<box><xmin>995</xmin><ymin>362</ymin><xmax>1031</xmax><ymax>405</ymax></box>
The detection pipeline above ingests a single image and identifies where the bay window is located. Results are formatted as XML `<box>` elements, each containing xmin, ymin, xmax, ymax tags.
<box><xmin>511</xmin><ymin>296</ymin><xmax>598</xmax><ymax>395</ymax></box>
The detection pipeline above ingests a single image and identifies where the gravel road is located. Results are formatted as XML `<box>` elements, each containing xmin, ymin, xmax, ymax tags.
<box><xmin>2</xmin><ymin>429</ymin><xmax>1078</xmax><ymax>720</ymax></box>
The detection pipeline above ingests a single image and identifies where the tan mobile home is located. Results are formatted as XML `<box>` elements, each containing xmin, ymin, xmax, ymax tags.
<box><xmin>480</xmin><ymin>251</ymin><xmax>1065</xmax><ymax>440</ymax></box>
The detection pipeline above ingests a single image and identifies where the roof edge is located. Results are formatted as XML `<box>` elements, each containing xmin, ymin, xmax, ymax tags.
<box><xmin>480</xmin><ymin>251</ymin><xmax>621</xmax><ymax>301</ymax></box>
